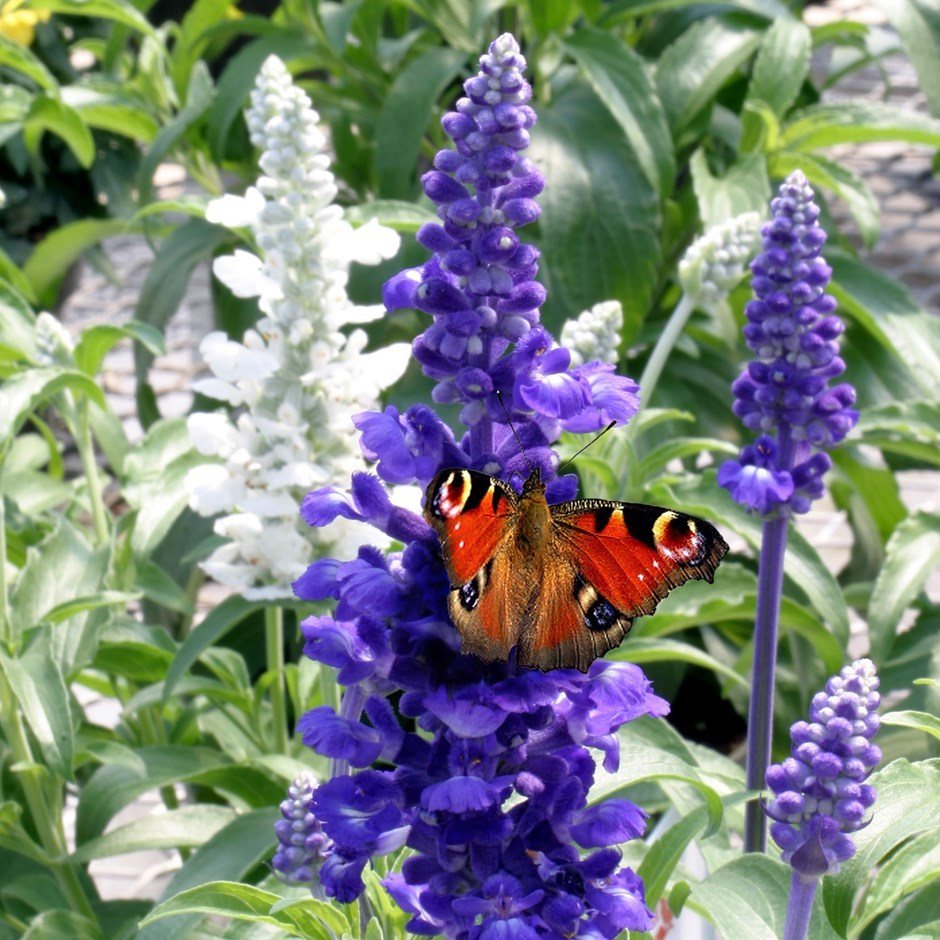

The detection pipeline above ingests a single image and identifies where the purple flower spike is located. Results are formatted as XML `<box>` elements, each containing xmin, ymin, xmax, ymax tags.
<box><xmin>376</xmin><ymin>32</ymin><xmax>638</xmax><ymax>468</ymax></box>
<box><xmin>767</xmin><ymin>659</ymin><xmax>880</xmax><ymax>877</ymax></box>
<box><xmin>720</xmin><ymin>171</ymin><xmax>858</xmax><ymax>517</ymax></box>
<box><xmin>272</xmin><ymin>772</ymin><xmax>331</xmax><ymax>885</ymax></box>
<box><xmin>286</xmin><ymin>33</ymin><xmax>660</xmax><ymax>937</ymax></box>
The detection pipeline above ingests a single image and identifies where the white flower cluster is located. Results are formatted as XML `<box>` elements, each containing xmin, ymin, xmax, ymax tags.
<box><xmin>560</xmin><ymin>300</ymin><xmax>623</xmax><ymax>367</ymax></box>
<box><xmin>186</xmin><ymin>55</ymin><xmax>410</xmax><ymax>599</ymax></box>
<box><xmin>678</xmin><ymin>212</ymin><xmax>762</xmax><ymax>314</ymax></box>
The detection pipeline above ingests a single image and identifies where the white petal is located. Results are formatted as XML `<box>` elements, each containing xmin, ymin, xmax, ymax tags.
<box><xmin>185</xmin><ymin>464</ymin><xmax>245</xmax><ymax>515</ymax></box>
<box><xmin>342</xmin><ymin>303</ymin><xmax>386</xmax><ymax>324</ymax></box>
<box><xmin>343</xmin><ymin>218</ymin><xmax>401</xmax><ymax>265</ymax></box>
<box><xmin>187</xmin><ymin>412</ymin><xmax>242</xmax><ymax>457</ymax></box>
<box><xmin>205</xmin><ymin>187</ymin><xmax>264</xmax><ymax>229</ymax></box>
<box><xmin>192</xmin><ymin>377</ymin><xmax>244</xmax><ymax>406</ymax></box>
<box><xmin>213</xmin><ymin>250</ymin><xmax>278</xmax><ymax>299</ymax></box>
<box><xmin>200</xmin><ymin>331</ymin><xmax>279</xmax><ymax>382</ymax></box>
<box><xmin>241</xmin><ymin>491</ymin><xmax>300</xmax><ymax>517</ymax></box>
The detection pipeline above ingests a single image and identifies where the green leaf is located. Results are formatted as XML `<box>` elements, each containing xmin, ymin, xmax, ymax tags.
<box><xmin>135</xmin><ymin>560</ymin><xmax>194</xmax><ymax>615</ymax></box>
<box><xmin>831</xmin><ymin>251</ymin><xmax>940</xmax><ymax>401</ymax></box>
<box><xmin>0</xmin><ymin>35</ymin><xmax>56</xmax><ymax>90</ymax></box>
<box><xmin>636</xmin><ymin>436</ymin><xmax>738</xmax><ymax>481</ymax></box>
<box><xmin>824</xmin><ymin>759</ymin><xmax>940</xmax><ymax>935</ymax></box>
<box><xmin>136</xmin><ymin>808</ymin><xmax>281</xmax><ymax>940</ymax></box>
<box><xmin>61</xmin><ymin>83</ymin><xmax>159</xmax><ymax>142</ymax></box>
<box><xmin>747</xmin><ymin>18</ymin><xmax>811</xmax><ymax>118</ymax></box>
<box><xmin>0</xmin><ymin>281</ymin><xmax>37</xmax><ymax>361</ymax></box>
<box><xmin>599</xmin><ymin>0</ymin><xmax>792</xmax><ymax>23</ymax></box>
<box><xmin>874</xmin><ymin>886</ymin><xmax>940</xmax><ymax>940</ymax></box>
<box><xmin>0</xmin><ymin>636</ymin><xmax>74</xmax><ymax>779</ymax></box>
<box><xmin>122</xmin><ymin>419</ymin><xmax>203</xmax><ymax>555</ymax></box>
<box><xmin>532</xmin><ymin>80</ymin><xmax>660</xmax><ymax>341</ymax></box>
<box><xmin>137</xmin><ymin>63</ymin><xmax>214</xmax><ymax>205</ymax></box>
<box><xmin>772</xmin><ymin>149</ymin><xmax>880</xmax><ymax>248</ymax></box>
<box><xmin>162</xmin><ymin>595</ymin><xmax>266</xmax><ymax>703</ymax></box>
<box><xmin>40</xmin><ymin>591</ymin><xmax>140</xmax><ymax>624</ymax></box>
<box><xmin>73</xmin><ymin>321</ymin><xmax>165</xmax><ymax>376</ymax></box>
<box><xmin>690</xmin><ymin>854</ymin><xmax>839</xmax><ymax>939</ymax></box>
<box><xmin>139</xmin><ymin>881</ymin><xmax>344</xmax><ymax>937</ymax></box>
<box><xmin>0</xmin><ymin>244</ymin><xmax>40</xmax><ymax>307</ymax></box>
<box><xmin>851</xmin><ymin>827</ymin><xmax>940</xmax><ymax>935</ymax></box>
<box><xmin>855</xmin><ymin>400</ymin><xmax>940</xmax><ymax>467</ymax></box>
<box><xmin>0</xmin><ymin>367</ymin><xmax>105</xmax><ymax>444</ymax></box>
<box><xmin>871</xmin><ymin>0</ymin><xmax>940</xmax><ymax>117</ymax></box>
<box><xmin>27</xmin><ymin>0</ymin><xmax>155</xmax><ymax>33</ymax></box>
<box><xmin>882</xmin><ymin>710</ymin><xmax>940</xmax><ymax>742</ymax></box>
<box><xmin>868</xmin><ymin>513</ymin><xmax>940</xmax><ymax>661</ymax></box>
<box><xmin>22</xmin><ymin>911</ymin><xmax>103</xmax><ymax>940</ymax></box>
<box><xmin>639</xmin><ymin>792</ymin><xmax>752</xmax><ymax>908</ymax></box>
<box><xmin>654</xmin><ymin>20</ymin><xmax>761</xmax><ymax>135</ymax></box>
<box><xmin>563</xmin><ymin>27</ymin><xmax>675</xmax><ymax>195</ymax></box>
<box><xmin>610</xmin><ymin>637</ymin><xmax>749</xmax><ymax>689</ymax></box>
<box><xmin>24</xmin><ymin>220</ymin><xmax>137</xmax><ymax>306</ymax></box>
<box><xmin>782</xmin><ymin>102</ymin><xmax>940</xmax><ymax>151</ymax></box>
<box><xmin>344</xmin><ymin>200</ymin><xmax>437</xmax><ymax>234</ymax></box>
<box><xmin>23</xmin><ymin>96</ymin><xmax>95</xmax><ymax>168</ymax></box>
<box><xmin>72</xmin><ymin>805</ymin><xmax>237</xmax><ymax>862</ymax></box>
<box><xmin>133</xmin><ymin>220</ymin><xmax>229</xmax><ymax>398</ymax></box>
<box><xmin>375</xmin><ymin>46</ymin><xmax>465</xmax><ymax>199</ymax></box>
<box><xmin>690</xmin><ymin>149</ymin><xmax>771</xmax><ymax>227</ymax></box>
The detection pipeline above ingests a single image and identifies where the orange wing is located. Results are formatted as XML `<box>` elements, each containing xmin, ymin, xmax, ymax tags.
<box><xmin>518</xmin><ymin>500</ymin><xmax>728</xmax><ymax>671</ymax></box>
<box><xmin>424</xmin><ymin>469</ymin><xmax>523</xmax><ymax>660</ymax></box>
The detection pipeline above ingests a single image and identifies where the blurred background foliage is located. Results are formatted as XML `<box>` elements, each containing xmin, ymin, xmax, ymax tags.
<box><xmin>0</xmin><ymin>0</ymin><xmax>939</xmax><ymax>937</ymax></box>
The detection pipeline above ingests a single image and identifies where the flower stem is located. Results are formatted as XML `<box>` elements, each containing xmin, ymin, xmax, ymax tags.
<box><xmin>635</xmin><ymin>293</ymin><xmax>695</xmax><ymax>422</ymax></box>
<box><xmin>72</xmin><ymin>395</ymin><xmax>109</xmax><ymax>545</ymax></box>
<box><xmin>783</xmin><ymin>872</ymin><xmax>818</xmax><ymax>940</ymax></box>
<box><xmin>744</xmin><ymin>509</ymin><xmax>790</xmax><ymax>852</ymax></box>
<box><xmin>266</xmin><ymin>605</ymin><xmax>290</xmax><ymax>755</ymax></box>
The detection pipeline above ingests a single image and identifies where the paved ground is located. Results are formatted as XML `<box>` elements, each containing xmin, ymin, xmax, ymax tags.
<box><xmin>56</xmin><ymin>6</ymin><xmax>939</xmax><ymax>908</ymax></box>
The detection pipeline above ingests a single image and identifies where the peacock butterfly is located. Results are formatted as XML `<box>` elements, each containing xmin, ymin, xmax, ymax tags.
<box><xmin>424</xmin><ymin>466</ymin><xmax>729</xmax><ymax>672</ymax></box>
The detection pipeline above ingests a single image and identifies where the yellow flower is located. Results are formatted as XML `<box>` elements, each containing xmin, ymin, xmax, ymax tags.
<box><xmin>0</xmin><ymin>0</ymin><xmax>51</xmax><ymax>46</ymax></box>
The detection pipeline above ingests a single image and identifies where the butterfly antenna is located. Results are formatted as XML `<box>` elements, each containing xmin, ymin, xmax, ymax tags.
<box><xmin>494</xmin><ymin>390</ymin><xmax>536</xmax><ymax>479</ymax></box>
<box><xmin>555</xmin><ymin>420</ymin><xmax>618</xmax><ymax>477</ymax></box>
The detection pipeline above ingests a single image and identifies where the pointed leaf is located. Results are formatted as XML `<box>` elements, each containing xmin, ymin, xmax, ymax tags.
<box><xmin>747</xmin><ymin>19</ymin><xmax>811</xmax><ymax>117</ymax></box>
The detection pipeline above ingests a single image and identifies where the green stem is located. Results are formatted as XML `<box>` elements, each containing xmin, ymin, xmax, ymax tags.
<box><xmin>72</xmin><ymin>396</ymin><xmax>109</xmax><ymax>545</ymax></box>
<box><xmin>634</xmin><ymin>293</ymin><xmax>696</xmax><ymax>426</ymax></box>
<box><xmin>265</xmin><ymin>605</ymin><xmax>289</xmax><ymax>754</ymax></box>
<box><xmin>0</xmin><ymin>471</ymin><xmax>10</xmax><ymax>650</ymax></box>
<box><xmin>0</xmin><ymin>678</ymin><xmax>96</xmax><ymax>921</ymax></box>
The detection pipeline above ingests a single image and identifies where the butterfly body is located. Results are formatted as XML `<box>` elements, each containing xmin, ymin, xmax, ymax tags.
<box><xmin>425</xmin><ymin>467</ymin><xmax>729</xmax><ymax>672</ymax></box>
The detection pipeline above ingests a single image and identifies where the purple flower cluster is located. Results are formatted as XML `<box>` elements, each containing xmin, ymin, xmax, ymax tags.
<box><xmin>718</xmin><ymin>171</ymin><xmax>858</xmax><ymax>516</ymax></box>
<box><xmin>272</xmin><ymin>31</ymin><xmax>667</xmax><ymax>938</ymax></box>
<box><xmin>766</xmin><ymin>659</ymin><xmax>880</xmax><ymax>877</ymax></box>
<box><xmin>272</xmin><ymin>771</ymin><xmax>330</xmax><ymax>885</ymax></box>
<box><xmin>382</xmin><ymin>33</ymin><xmax>638</xmax><ymax>490</ymax></box>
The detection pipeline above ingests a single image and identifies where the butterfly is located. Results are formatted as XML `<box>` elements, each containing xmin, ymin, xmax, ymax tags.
<box><xmin>424</xmin><ymin>466</ymin><xmax>729</xmax><ymax>672</ymax></box>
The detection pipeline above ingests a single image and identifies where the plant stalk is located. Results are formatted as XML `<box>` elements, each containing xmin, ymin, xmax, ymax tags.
<box><xmin>0</xmin><ymin>474</ymin><xmax>10</xmax><ymax>650</ymax></box>
<box><xmin>266</xmin><ymin>605</ymin><xmax>290</xmax><ymax>754</ymax></box>
<box><xmin>744</xmin><ymin>510</ymin><xmax>790</xmax><ymax>852</ymax></box>
<box><xmin>73</xmin><ymin>397</ymin><xmax>109</xmax><ymax>545</ymax></box>
<box><xmin>783</xmin><ymin>872</ymin><xmax>818</xmax><ymax>940</ymax></box>
<box><xmin>634</xmin><ymin>293</ymin><xmax>695</xmax><ymax>422</ymax></box>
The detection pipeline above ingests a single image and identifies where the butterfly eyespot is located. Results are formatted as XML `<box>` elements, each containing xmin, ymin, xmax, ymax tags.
<box><xmin>458</xmin><ymin>580</ymin><xmax>480</xmax><ymax>611</ymax></box>
<box><xmin>652</xmin><ymin>510</ymin><xmax>706</xmax><ymax>565</ymax></box>
<box><xmin>585</xmin><ymin>598</ymin><xmax>617</xmax><ymax>631</ymax></box>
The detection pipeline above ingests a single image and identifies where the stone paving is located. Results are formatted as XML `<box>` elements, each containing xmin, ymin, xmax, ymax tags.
<box><xmin>55</xmin><ymin>6</ymin><xmax>940</xmax><ymax>910</ymax></box>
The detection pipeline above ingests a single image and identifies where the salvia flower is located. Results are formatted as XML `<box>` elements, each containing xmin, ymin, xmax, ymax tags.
<box><xmin>560</xmin><ymin>300</ymin><xmax>624</xmax><ymax>367</ymax></box>
<box><xmin>272</xmin><ymin>771</ymin><xmax>331</xmax><ymax>886</ymax></box>
<box><xmin>766</xmin><ymin>658</ymin><xmax>880</xmax><ymax>877</ymax></box>
<box><xmin>678</xmin><ymin>212</ymin><xmax>761</xmax><ymax>316</ymax></box>
<box><xmin>718</xmin><ymin>171</ymin><xmax>858</xmax><ymax>516</ymax></box>
<box><xmin>282</xmin><ymin>33</ymin><xmax>661</xmax><ymax>938</ymax></box>
<box><xmin>383</xmin><ymin>32</ymin><xmax>638</xmax><ymax>479</ymax></box>
<box><xmin>185</xmin><ymin>56</ymin><xmax>409</xmax><ymax>597</ymax></box>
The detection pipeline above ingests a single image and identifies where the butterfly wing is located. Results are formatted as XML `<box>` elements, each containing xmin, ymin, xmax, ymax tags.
<box><xmin>518</xmin><ymin>499</ymin><xmax>729</xmax><ymax>671</ymax></box>
<box><xmin>424</xmin><ymin>469</ymin><xmax>525</xmax><ymax>660</ymax></box>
